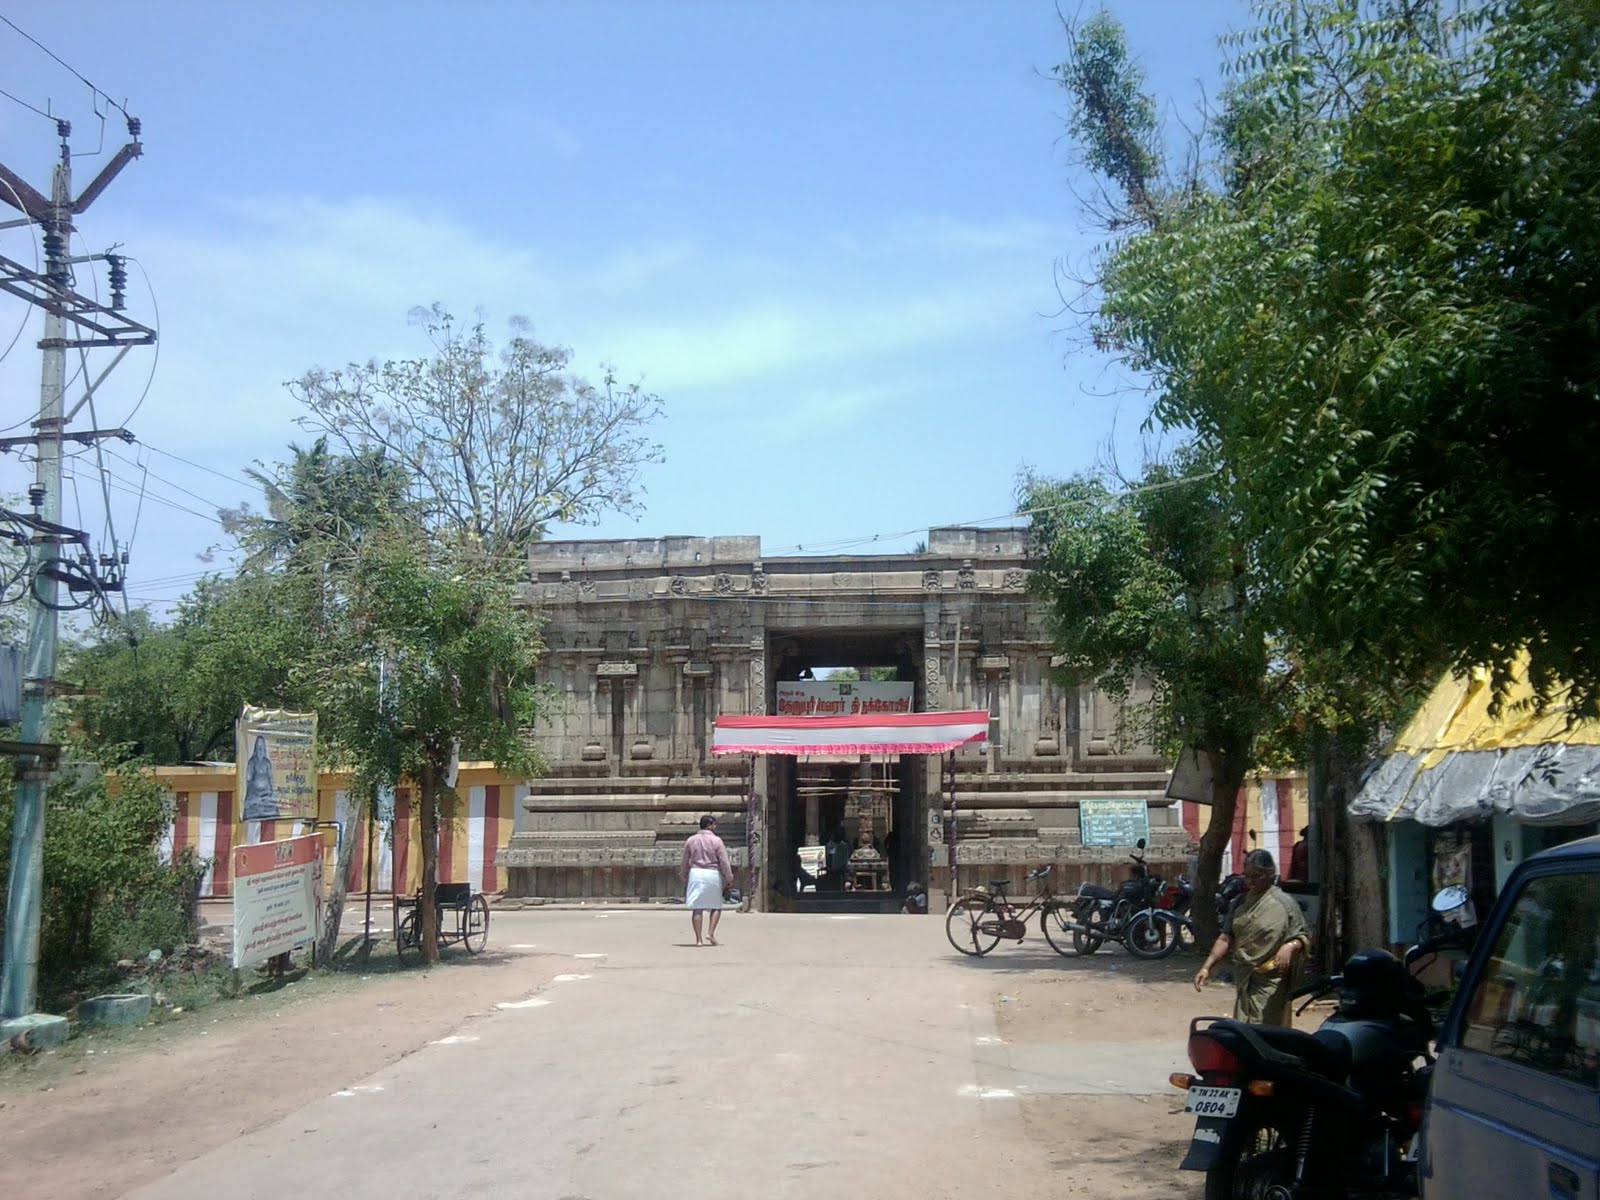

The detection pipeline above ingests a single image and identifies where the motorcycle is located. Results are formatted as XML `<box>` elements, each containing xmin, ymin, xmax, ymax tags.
<box><xmin>1060</xmin><ymin>839</ymin><xmax>1178</xmax><ymax>959</ymax></box>
<box><xmin>1155</xmin><ymin>870</ymin><xmax>1246</xmax><ymax>953</ymax></box>
<box><xmin>1170</xmin><ymin>889</ymin><xmax>1472</xmax><ymax>1199</ymax></box>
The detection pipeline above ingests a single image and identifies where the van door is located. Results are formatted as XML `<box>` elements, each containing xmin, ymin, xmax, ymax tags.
<box><xmin>1421</xmin><ymin>866</ymin><xmax>1600</xmax><ymax>1200</ymax></box>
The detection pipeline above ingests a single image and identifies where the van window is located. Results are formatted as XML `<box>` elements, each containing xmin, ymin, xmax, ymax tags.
<box><xmin>1458</xmin><ymin>870</ymin><xmax>1600</xmax><ymax>1089</ymax></box>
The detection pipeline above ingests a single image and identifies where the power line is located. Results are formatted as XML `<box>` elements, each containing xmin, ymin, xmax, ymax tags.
<box><xmin>0</xmin><ymin>14</ymin><xmax>132</xmax><ymax>118</ymax></box>
<box><xmin>98</xmin><ymin>471</ymin><xmax>224</xmax><ymax>527</ymax></box>
<box><xmin>103</xmin><ymin>445</ymin><xmax>227</xmax><ymax>513</ymax></box>
<box><xmin>0</xmin><ymin>171</ymin><xmax>38</xmax><ymax>381</ymax></box>
<box><xmin>137</xmin><ymin>441</ymin><xmax>255</xmax><ymax>489</ymax></box>
<box><xmin>0</xmin><ymin>85</ymin><xmax>52</xmax><ymax>122</ymax></box>
<box><xmin>119</xmin><ymin>257</ymin><xmax>159</xmax><ymax>424</ymax></box>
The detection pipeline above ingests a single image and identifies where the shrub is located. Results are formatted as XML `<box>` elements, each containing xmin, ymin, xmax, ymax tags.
<box><xmin>0</xmin><ymin>753</ymin><xmax>208</xmax><ymax>1007</ymax></box>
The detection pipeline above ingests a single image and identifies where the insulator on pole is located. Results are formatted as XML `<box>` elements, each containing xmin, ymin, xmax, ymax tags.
<box><xmin>106</xmin><ymin>254</ymin><xmax>126</xmax><ymax>310</ymax></box>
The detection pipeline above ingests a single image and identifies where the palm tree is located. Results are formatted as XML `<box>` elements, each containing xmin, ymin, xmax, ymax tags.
<box><xmin>230</xmin><ymin>438</ymin><xmax>417</xmax><ymax>568</ymax></box>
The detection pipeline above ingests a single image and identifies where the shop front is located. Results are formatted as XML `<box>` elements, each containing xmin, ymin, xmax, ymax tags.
<box><xmin>1350</xmin><ymin>660</ymin><xmax>1600</xmax><ymax>945</ymax></box>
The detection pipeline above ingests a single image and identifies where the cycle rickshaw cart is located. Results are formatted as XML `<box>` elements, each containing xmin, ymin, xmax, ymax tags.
<box><xmin>395</xmin><ymin>881</ymin><xmax>490</xmax><ymax>963</ymax></box>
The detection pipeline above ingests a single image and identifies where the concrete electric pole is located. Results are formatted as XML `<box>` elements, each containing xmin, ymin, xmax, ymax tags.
<box><xmin>0</xmin><ymin>114</ymin><xmax>154</xmax><ymax>1037</ymax></box>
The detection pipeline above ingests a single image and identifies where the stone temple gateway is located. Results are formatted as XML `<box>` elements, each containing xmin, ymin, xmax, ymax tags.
<box><xmin>500</xmin><ymin>528</ymin><xmax>1184</xmax><ymax>908</ymax></box>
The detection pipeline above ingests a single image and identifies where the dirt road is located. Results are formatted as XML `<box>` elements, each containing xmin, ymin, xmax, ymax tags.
<box><xmin>4</xmin><ymin>908</ymin><xmax>1215</xmax><ymax>1199</ymax></box>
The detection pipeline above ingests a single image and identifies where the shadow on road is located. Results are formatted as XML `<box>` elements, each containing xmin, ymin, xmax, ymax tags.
<box><xmin>943</xmin><ymin>947</ymin><xmax>1200</xmax><ymax>983</ymax></box>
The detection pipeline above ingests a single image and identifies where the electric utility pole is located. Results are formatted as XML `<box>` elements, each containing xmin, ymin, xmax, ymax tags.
<box><xmin>0</xmin><ymin>114</ymin><xmax>153</xmax><ymax>1030</ymax></box>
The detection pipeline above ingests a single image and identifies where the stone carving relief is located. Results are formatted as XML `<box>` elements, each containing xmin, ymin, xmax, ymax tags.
<box><xmin>1002</xmin><ymin>568</ymin><xmax>1026</xmax><ymax>590</ymax></box>
<box><xmin>922</xmin><ymin>569</ymin><xmax>942</xmax><ymax>591</ymax></box>
<box><xmin>832</xmin><ymin>571</ymin><xmax>851</xmax><ymax>589</ymax></box>
<box><xmin>957</xmin><ymin>560</ymin><xmax>977</xmax><ymax>590</ymax></box>
<box><xmin>750</xmin><ymin>569</ymin><xmax>768</xmax><ymax>594</ymax></box>
<box><xmin>924</xmin><ymin>654</ymin><xmax>943</xmax><ymax>708</ymax></box>
<box><xmin>714</xmin><ymin>573</ymin><xmax>733</xmax><ymax>594</ymax></box>
<box><xmin>670</xmin><ymin>576</ymin><xmax>689</xmax><ymax>596</ymax></box>
<box><xmin>578</xmin><ymin>579</ymin><xmax>596</xmax><ymax>596</ymax></box>
<box><xmin>749</xmin><ymin>649</ymin><xmax>767</xmax><ymax>716</ymax></box>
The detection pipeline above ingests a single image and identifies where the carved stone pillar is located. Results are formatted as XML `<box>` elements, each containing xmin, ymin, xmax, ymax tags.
<box><xmin>978</xmin><ymin>653</ymin><xmax>1008</xmax><ymax>770</ymax></box>
<box><xmin>1034</xmin><ymin>654</ymin><xmax>1061</xmax><ymax>757</ymax></box>
<box><xmin>747</xmin><ymin>637</ymin><xmax>767</xmax><ymax>715</ymax></box>
<box><xmin>922</xmin><ymin>598</ymin><xmax>943</xmax><ymax>711</ymax></box>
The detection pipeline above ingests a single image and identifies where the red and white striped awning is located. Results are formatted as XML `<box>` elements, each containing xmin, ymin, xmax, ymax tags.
<box><xmin>712</xmin><ymin>711</ymin><xmax>990</xmax><ymax>757</ymax></box>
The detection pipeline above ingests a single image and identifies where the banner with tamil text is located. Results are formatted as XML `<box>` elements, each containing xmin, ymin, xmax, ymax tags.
<box><xmin>774</xmin><ymin>680</ymin><xmax>914</xmax><ymax>718</ymax></box>
<box><xmin>231</xmin><ymin>833</ymin><xmax>323</xmax><ymax>969</ymax></box>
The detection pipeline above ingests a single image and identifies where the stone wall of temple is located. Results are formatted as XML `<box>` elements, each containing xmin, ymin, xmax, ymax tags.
<box><xmin>499</xmin><ymin>528</ymin><xmax>1185</xmax><ymax>904</ymax></box>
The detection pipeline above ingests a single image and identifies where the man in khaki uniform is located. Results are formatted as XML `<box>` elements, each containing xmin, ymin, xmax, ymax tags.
<box><xmin>1193</xmin><ymin>849</ymin><xmax>1311</xmax><ymax>1026</ymax></box>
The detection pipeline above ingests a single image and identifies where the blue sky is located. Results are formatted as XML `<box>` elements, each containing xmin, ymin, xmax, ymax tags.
<box><xmin>0</xmin><ymin>1</ymin><xmax>1245</xmax><ymax>611</ymax></box>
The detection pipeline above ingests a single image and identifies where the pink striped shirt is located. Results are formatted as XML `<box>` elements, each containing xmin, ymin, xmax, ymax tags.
<box><xmin>681</xmin><ymin>829</ymin><xmax>733</xmax><ymax>882</ymax></box>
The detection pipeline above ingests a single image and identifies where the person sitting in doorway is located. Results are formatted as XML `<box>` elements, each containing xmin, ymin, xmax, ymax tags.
<box><xmin>825</xmin><ymin>827</ymin><xmax>852</xmax><ymax>891</ymax></box>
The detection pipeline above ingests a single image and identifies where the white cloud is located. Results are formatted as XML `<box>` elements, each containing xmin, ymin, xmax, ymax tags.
<box><xmin>0</xmin><ymin>193</ymin><xmax>1068</xmax><ymax>605</ymax></box>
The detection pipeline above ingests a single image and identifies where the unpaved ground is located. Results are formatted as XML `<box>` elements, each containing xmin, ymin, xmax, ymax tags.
<box><xmin>7</xmin><ymin>911</ymin><xmax>1254</xmax><ymax>1200</ymax></box>
<box><xmin>971</xmin><ymin>944</ymin><xmax>1209</xmax><ymax>1199</ymax></box>
<box><xmin>948</xmin><ymin>942</ymin><xmax>1211</xmax><ymax>1198</ymax></box>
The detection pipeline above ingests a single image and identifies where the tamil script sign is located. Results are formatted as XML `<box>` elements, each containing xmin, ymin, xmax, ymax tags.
<box><xmin>231</xmin><ymin>834</ymin><xmax>323</xmax><ymax>970</ymax></box>
<box><xmin>775</xmin><ymin>680</ymin><xmax>914</xmax><ymax>718</ymax></box>
<box><xmin>1078</xmin><ymin>797</ymin><xmax>1151</xmax><ymax>848</ymax></box>
<box><xmin>237</xmin><ymin>705</ymin><xmax>317</xmax><ymax>820</ymax></box>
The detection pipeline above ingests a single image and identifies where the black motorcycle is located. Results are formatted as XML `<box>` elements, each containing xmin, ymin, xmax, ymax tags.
<box><xmin>1172</xmin><ymin>897</ymin><xmax>1468</xmax><ymax>1199</ymax></box>
<box><xmin>1058</xmin><ymin>839</ymin><xmax>1177</xmax><ymax>959</ymax></box>
<box><xmin>1156</xmin><ymin>870</ymin><xmax>1245</xmax><ymax>953</ymax></box>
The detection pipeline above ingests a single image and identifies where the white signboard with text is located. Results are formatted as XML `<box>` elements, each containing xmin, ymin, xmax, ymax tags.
<box><xmin>775</xmin><ymin>680</ymin><xmax>915</xmax><ymax>718</ymax></box>
<box><xmin>231</xmin><ymin>833</ymin><xmax>323</xmax><ymax>970</ymax></box>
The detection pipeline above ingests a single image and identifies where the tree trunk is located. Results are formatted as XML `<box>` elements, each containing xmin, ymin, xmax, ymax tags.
<box><xmin>1331</xmin><ymin>734</ymin><xmax>1385</xmax><ymax>957</ymax></box>
<box><xmin>418</xmin><ymin>758</ymin><xmax>440</xmax><ymax>963</ymax></box>
<box><xmin>1192</xmin><ymin>753</ymin><xmax>1247</xmax><ymax>948</ymax></box>
<box><xmin>314</xmin><ymin>786</ymin><xmax>363</xmax><ymax>967</ymax></box>
<box><xmin>1310</xmin><ymin>726</ymin><xmax>1341</xmax><ymax>973</ymax></box>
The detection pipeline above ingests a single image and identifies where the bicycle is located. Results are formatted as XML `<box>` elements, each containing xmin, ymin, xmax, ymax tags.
<box><xmin>945</xmin><ymin>865</ymin><xmax>1080</xmax><ymax>957</ymax></box>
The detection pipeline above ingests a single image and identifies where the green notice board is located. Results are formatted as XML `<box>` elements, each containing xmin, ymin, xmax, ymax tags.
<box><xmin>1078</xmin><ymin>797</ymin><xmax>1151</xmax><ymax>848</ymax></box>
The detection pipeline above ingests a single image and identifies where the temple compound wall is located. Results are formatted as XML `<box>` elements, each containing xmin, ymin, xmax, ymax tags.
<box><xmin>501</xmin><ymin>527</ymin><xmax>1185</xmax><ymax>907</ymax></box>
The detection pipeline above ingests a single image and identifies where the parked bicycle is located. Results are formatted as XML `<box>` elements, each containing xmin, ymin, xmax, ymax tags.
<box><xmin>945</xmin><ymin>865</ymin><xmax>1080</xmax><ymax>957</ymax></box>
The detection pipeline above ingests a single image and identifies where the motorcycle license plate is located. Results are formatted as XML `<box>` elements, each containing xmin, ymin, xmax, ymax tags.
<box><xmin>1183</xmin><ymin>1085</ymin><xmax>1240</xmax><ymax>1119</ymax></box>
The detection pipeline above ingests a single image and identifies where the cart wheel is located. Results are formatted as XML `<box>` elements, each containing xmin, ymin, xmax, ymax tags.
<box><xmin>397</xmin><ymin>909</ymin><xmax>422</xmax><ymax>966</ymax></box>
<box><xmin>464</xmin><ymin>894</ymin><xmax>490</xmax><ymax>954</ymax></box>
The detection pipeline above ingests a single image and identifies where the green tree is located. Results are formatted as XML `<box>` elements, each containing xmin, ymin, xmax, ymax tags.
<box><xmin>68</xmin><ymin>573</ymin><xmax>306</xmax><ymax>764</ymax></box>
<box><xmin>1022</xmin><ymin>452</ymin><xmax>1291</xmax><ymax>945</ymax></box>
<box><xmin>1058</xmin><ymin>0</ymin><xmax>1600</xmax><ymax>714</ymax></box>
<box><xmin>222</xmin><ymin>437</ymin><xmax>417</xmax><ymax>570</ymax></box>
<box><xmin>288</xmin><ymin>531</ymin><xmax>544</xmax><ymax>964</ymax></box>
<box><xmin>288</xmin><ymin>306</ymin><xmax>666</xmax><ymax>559</ymax></box>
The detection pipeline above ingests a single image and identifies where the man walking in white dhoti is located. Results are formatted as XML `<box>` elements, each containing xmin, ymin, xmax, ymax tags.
<box><xmin>681</xmin><ymin>815</ymin><xmax>734</xmax><ymax>946</ymax></box>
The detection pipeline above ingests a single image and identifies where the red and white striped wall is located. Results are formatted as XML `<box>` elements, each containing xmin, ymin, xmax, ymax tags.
<box><xmin>1181</xmin><ymin>773</ymin><xmax>1308</xmax><ymax>875</ymax></box>
<box><xmin>154</xmin><ymin>770</ymin><xmax>522</xmax><ymax>899</ymax></box>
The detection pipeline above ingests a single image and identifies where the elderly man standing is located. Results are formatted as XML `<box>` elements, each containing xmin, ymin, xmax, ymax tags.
<box><xmin>1193</xmin><ymin>849</ymin><xmax>1311</xmax><ymax>1026</ymax></box>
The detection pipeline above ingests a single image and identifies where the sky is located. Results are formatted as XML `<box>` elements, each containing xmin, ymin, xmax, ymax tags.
<box><xmin>0</xmin><ymin>0</ymin><xmax>1247</xmax><ymax>616</ymax></box>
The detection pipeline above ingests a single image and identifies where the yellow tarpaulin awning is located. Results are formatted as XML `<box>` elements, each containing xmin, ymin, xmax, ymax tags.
<box><xmin>1350</xmin><ymin>658</ymin><xmax>1600</xmax><ymax>828</ymax></box>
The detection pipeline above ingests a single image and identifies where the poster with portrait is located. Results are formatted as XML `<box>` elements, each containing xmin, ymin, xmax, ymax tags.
<box><xmin>236</xmin><ymin>706</ymin><xmax>318</xmax><ymax>821</ymax></box>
